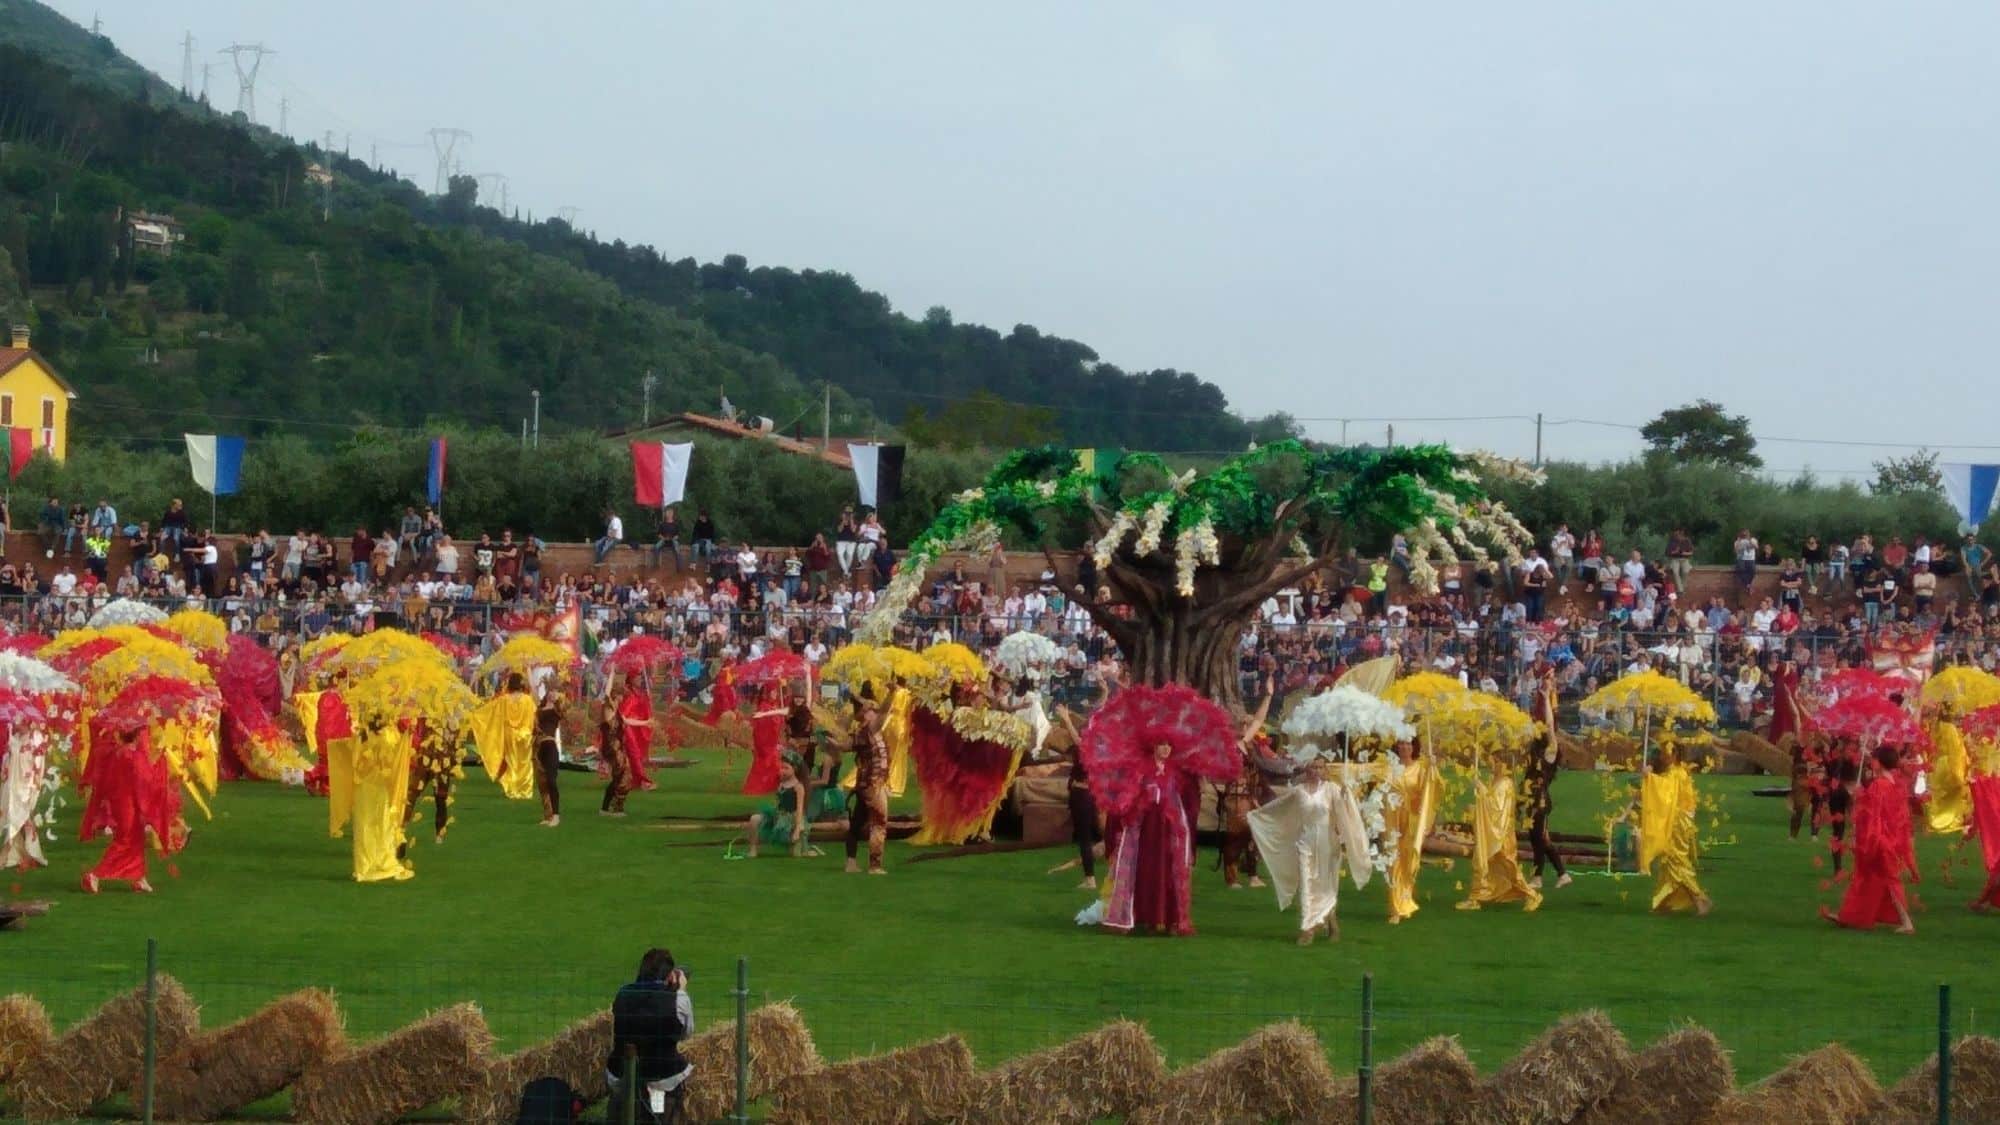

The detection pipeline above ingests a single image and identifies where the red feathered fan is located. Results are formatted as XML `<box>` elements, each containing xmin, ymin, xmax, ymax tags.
<box><xmin>1081</xmin><ymin>683</ymin><xmax>1240</xmax><ymax>819</ymax></box>
<box><xmin>92</xmin><ymin>675</ymin><xmax>222</xmax><ymax>734</ymax></box>
<box><xmin>1809</xmin><ymin>667</ymin><xmax>1903</xmax><ymax>709</ymax></box>
<box><xmin>1811</xmin><ymin>692</ymin><xmax>1924</xmax><ymax>748</ymax></box>
<box><xmin>606</xmin><ymin>636</ymin><xmax>687</xmax><ymax>677</ymax></box>
<box><xmin>735</xmin><ymin>650</ymin><xmax>809</xmax><ymax>688</ymax></box>
<box><xmin>46</xmin><ymin>637</ymin><xmax>123</xmax><ymax>678</ymax></box>
<box><xmin>0</xmin><ymin>632</ymin><xmax>53</xmax><ymax>656</ymax></box>
<box><xmin>421</xmin><ymin>631</ymin><xmax>475</xmax><ymax>664</ymax></box>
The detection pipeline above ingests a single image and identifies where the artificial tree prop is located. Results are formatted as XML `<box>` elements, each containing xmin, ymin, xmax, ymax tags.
<box><xmin>858</xmin><ymin>442</ymin><xmax>1536</xmax><ymax>709</ymax></box>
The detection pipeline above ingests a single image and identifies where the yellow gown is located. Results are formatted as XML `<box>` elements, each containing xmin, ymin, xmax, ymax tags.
<box><xmin>1386</xmin><ymin>755</ymin><xmax>1442</xmax><ymax>922</ymax></box>
<box><xmin>470</xmin><ymin>692</ymin><xmax>538</xmax><ymax>801</ymax></box>
<box><xmin>1925</xmin><ymin>719</ymin><xmax>1973</xmax><ymax>836</ymax></box>
<box><xmin>1458</xmin><ymin>772</ymin><xmax>1541</xmax><ymax>911</ymax></box>
<box><xmin>1640</xmin><ymin>763</ymin><xmax>1705</xmax><ymax>912</ymax></box>
<box><xmin>329</xmin><ymin>726</ymin><xmax>415</xmax><ymax>883</ymax></box>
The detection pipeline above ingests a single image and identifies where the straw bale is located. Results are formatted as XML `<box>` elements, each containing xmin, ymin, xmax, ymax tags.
<box><xmin>462</xmin><ymin>1009</ymin><xmax>611</xmax><ymax>1125</ymax></box>
<box><xmin>765</xmin><ymin>1034</ymin><xmax>973</xmax><ymax>1125</ymax></box>
<box><xmin>12</xmin><ymin>976</ymin><xmax>201</xmax><ymax>1122</ymax></box>
<box><xmin>1469</xmin><ymin>1010</ymin><xmax>1632</xmax><ymax>1125</ymax></box>
<box><xmin>1319</xmin><ymin>1035</ymin><xmax>1479</xmax><ymax>1125</ymax></box>
<box><xmin>1881</xmin><ymin>1036</ymin><xmax>2000</xmax><ymax>1125</ymax></box>
<box><xmin>150</xmin><ymin>988</ymin><xmax>345</xmax><ymax>1122</ymax></box>
<box><xmin>1128</xmin><ymin>1021</ymin><xmax>1337</xmax><ymax>1125</ymax></box>
<box><xmin>1572</xmin><ymin>1027</ymin><xmax>1733</xmax><ymax>1125</ymax></box>
<box><xmin>291</xmin><ymin>1002</ymin><xmax>494</xmax><ymax>1125</ymax></box>
<box><xmin>0</xmin><ymin>994</ymin><xmax>53</xmax><ymax>1085</ymax></box>
<box><xmin>1701</xmin><ymin>1043</ymin><xmax>1884</xmax><ymax>1125</ymax></box>
<box><xmin>681</xmin><ymin>1002</ymin><xmax>822</xmax><ymax>1122</ymax></box>
<box><xmin>955</xmin><ymin>1020</ymin><xmax>1166</xmax><ymax>1125</ymax></box>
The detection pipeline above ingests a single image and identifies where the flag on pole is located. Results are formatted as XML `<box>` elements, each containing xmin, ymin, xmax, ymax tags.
<box><xmin>183</xmin><ymin>434</ymin><xmax>246</xmax><ymax>495</ymax></box>
<box><xmin>847</xmin><ymin>443</ymin><xmax>905</xmax><ymax>510</ymax></box>
<box><xmin>1940</xmin><ymin>463</ymin><xmax>2000</xmax><ymax>530</ymax></box>
<box><xmin>7</xmin><ymin>428</ymin><xmax>34</xmax><ymax>480</ymax></box>
<box><xmin>426</xmin><ymin>438</ymin><xmax>448</xmax><ymax>506</ymax></box>
<box><xmin>631</xmin><ymin>441</ymin><xmax>695</xmax><ymax>507</ymax></box>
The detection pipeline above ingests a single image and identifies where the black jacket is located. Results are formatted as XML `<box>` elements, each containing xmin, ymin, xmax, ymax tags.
<box><xmin>607</xmin><ymin>979</ymin><xmax>690</xmax><ymax>1084</ymax></box>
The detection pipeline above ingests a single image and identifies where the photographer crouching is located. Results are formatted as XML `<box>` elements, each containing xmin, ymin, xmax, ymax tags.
<box><xmin>605</xmin><ymin>948</ymin><xmax>693</xmax><ymax>1123</ymax></box>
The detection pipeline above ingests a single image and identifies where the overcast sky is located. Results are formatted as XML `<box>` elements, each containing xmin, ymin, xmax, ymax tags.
<box><xmin>52</xmin><ymin>2</ymin><xmax>2000</xmax><ymax>478</ymax></box>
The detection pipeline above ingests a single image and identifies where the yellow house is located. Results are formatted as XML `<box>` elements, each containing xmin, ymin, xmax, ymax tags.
<box><xmin>0</xmin><ymin>325</ymin><xmax>75</xmax><ymax>462</ymax></box>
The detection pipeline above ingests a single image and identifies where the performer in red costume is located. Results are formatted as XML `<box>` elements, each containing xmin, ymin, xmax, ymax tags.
<box><xmin>619</xmin><ymin>672</ymin><xmax>656</xmax><ymax>791</ymax></box>
<box><xmin>1821</xmin><ymin>745</ymin><xmax>1918</xmax><ymax>934</ymax></box>
<box><xmin>79</xmin><ymin>726</ymin><xmax>184</xmax><ymax>894</ymax></box>
<box><xmin>743</xmin><ymin>683</ymin><xmax>787</xmax><ymax>796</ymax></box>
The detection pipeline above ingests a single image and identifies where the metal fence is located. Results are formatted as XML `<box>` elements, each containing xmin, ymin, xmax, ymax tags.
<box><xmin>1</xmin><ymin>590</ymin><xmax>1985</xmax><ymax>732</ymax></box>
<box><xmin>15</xmin><ymin>939</ymin><xmax>1985</xmax><ymax>1122</ymax></box>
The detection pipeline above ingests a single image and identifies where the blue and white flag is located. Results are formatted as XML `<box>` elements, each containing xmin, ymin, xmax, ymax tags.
<box><xmin>1941</xmin><ymin>462</ymin><xmax>2000</xmax><ymax>530</ymax></box>
<box><xmin>184</xmin><ymin>433</ymin><xmax>246</xmax><ymax>496</ymax></box>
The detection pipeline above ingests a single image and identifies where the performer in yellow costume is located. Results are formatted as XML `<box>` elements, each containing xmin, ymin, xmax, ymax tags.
<box><xmin>1456</xmin><ymin>754</ymin><xmax>1541</xmax><ymax>913</ymax></box>
<box><xmin>1640</xmin><ymin>749</ymin><xmax>1712</xmax><ymax>915</ymax></box>
<box><xmin>1925</xmin><ymin>708</ymin><xmax>1974</xmax><ymax>836</ymax></box>
<box><xmin>327</xmin><ymin>719</ymin><xmax>416</xmax><ymax>882</ymax></box>
<box><xmin>471</xmin><ymin>673</ymin><xmax>538</xmax><ymax>803</ymax></box>
<box><xmin>1385</xmin><ymin>738</ymin><xmax>1442</xmax><ymax>923</ymax></box>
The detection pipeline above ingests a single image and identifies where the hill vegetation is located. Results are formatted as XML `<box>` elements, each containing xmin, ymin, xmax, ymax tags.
<box><xmin>0</xmin><ymin>1</ymin><xmax>1281</xmax><ymax>454</ymax></box>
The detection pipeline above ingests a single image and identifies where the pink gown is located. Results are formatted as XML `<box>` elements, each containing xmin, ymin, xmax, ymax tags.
<box><xmin>1105</xmin><ymin>765</ymin><xmax>1196</xmax><ymax>936</ymax></box>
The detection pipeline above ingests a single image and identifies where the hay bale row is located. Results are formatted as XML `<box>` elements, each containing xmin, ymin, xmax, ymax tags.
<box><xmin>765</xmin><ymin>1034</ymin><xmax>973</xmax><ymax>1125</ymax></box>
<box><xmin>1701</xmin><ymin>1043</ymin><xmax>1883</xmax><ymax>1125</ymax></box>
<box><xmin>0</xmin><ymin>995</ymin><xmax>53</xmax><ymax>1085</ymax></box>
<box><xmin>10</xmin><ymin>976</ymin><xmax>201</xmax><ymax>1122</ymax></box>
<box><xmin>1470</xmin><ymin>1010</ymin><xmax>1633</xmax><ymax>1125</ymax></box>
<box><xmin>1320</xmin><ymin>1035</ymin><xmax>1480</xmax><ymax>1125</ymax></box>
<box><xmin>955</xmin><ymin>1020</ymin><xmax>1166</xmax><ymax>1125</ymax></box>
<box><xmin>291</xmin><ymin>1002</ymin><xmax>493</xmax><ymax>1125</ymax></box>
<box><xmin>1127</xmin><ymin>1021</ymin><xmax>1337</xmax><ymax>1125</ymax></box>
<box><xmin>1573</xmin><ymin>1027</ymin><xmax>1734</xmax><ymax>1125</ymax></box>
<box><xmin>1881</xmin><ymin>1035</ymin><xmax>2000</xmax><ymax>1125</ymax></box>
<box><xmin>461</xmin><ymin>1009</ymin><xmax>612</xmax><ymax>1125</ymax></box>
<box><xmin>681</xmin><ymin>1002</ymin><xmax>822</xmax><ymax>1122</ymax></box>
<box><xmin>149</xmin><ymin>988</ymin><xmax>345</xmax><ymax>1123</ymax></box>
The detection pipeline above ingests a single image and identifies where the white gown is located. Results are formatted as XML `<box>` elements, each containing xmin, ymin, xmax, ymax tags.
<box><xmin>1247</xmin><ymin>779</ymin><xmax>1372</xmax><ymax>931</ymax></box>
<box><xmin>0</xmin><ymin>730</ymin><xmax>50</xmax><ymax>870</ymax></box>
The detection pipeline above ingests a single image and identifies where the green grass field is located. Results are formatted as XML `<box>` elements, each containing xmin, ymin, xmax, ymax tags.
<box><xmin>5</xmin><ymin>752</ymin><xmax>1994</xmax><ymax>1104</ymax></box>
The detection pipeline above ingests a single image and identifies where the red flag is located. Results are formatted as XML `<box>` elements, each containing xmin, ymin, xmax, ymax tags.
<box><xmin>8</xmin><ymin>428</ymin><xmax>33</xmax><ymax>480</ymax></box>
<box><xmin>632</xmin><ymin>441</ymin><xmax>664</xmax><ymax>507</ymax></box>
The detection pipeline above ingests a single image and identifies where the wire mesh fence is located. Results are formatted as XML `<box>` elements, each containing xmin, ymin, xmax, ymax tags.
<box><xmin>16</xmin><ymin>941</ymin><xmax>1986</xmax><ymax>1095</ymax></box>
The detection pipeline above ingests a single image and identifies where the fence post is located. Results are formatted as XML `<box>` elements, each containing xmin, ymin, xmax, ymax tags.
<box><xmin>621</xmin><ymin>1044</ymin><xmax>638</xmax><ymax>1125</ymax></box>
<box><xmin>734</xmin><ymin>955</ymin><xmax>750</xmax><ymax>1124</ymax></box>
<box><xmin>1358</xmin><ymin>972</ymin><xmax>1374</xmax><ymax>1125</ymax></box>
<box><xmin>1938</xmin><ymin>982</ymin><xmax>1952</xmax><ymax>1125</ymax></box>
<box><xmin>142</xmin><ymin>937</ymin><xmax>157</xmax><ymax>1125</ymax></box>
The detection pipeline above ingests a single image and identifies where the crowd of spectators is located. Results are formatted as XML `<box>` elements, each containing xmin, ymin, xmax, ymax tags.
<box><xmin>7</xmin><ymin>496</ymin><xmax>2000</xmax><ymax>730</ymax></box>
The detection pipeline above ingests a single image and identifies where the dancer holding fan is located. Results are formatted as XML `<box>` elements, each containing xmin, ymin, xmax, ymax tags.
<box><xmin>1079</xmin><ymin>683</ymin><xmax>1241</xmax><ymax>937</ymax></box>
<box><xmin>1822</xmin><ymin>745</ymin><xmax>1919</xmax><ymax>934</ymax></box>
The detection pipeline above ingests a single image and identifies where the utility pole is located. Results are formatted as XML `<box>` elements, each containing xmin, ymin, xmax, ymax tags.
<box><xmin>179</xmin><ymin>32</ymin><xmax>195</xmax><ymax>96</ymax></box>
<box><xmin>530</xmin><ymin>390</ymin><xmax>541</xmax><ymax>449</ymax></box>
<box><xmin>323</xmin><ymin>130</ymin><xmax>335</xmax><ymax>157</ymax></box>
<box><xmin>369</xmin><ymin>142</ymin><xmax>378</xmax><ymax>170</ymax></box>
<box><xmin>822</xmin><ymin>382</ymin><xmax>831</xmax><ymax>451</ymax></box>
<box><xmin>277</xmin><ymin>95</ymin><xmax>288</xmax><ymax>135</ymax></box>
<box><xmin>427</xmin><ymin>128</ymin><xmax>472</xmax><ymax>195</ymax></box>
<box><xmin>1534</xmin><ymin>412</ymin><xmax>1544</xmax><ymax>468</ymax></box>
<box><xmin>1386</xmin><ymin>424</ymin><xmax>1394</xmax><ymax>449</ymax></box>
<box><xmin>199</xmin><ymin>62</ymin><xmax>213</xmax><ymax>104</ymax></box>
<box><xmin>218</xmin><ymin>44</ymin><xmax>275</xmax><ymax>123</ymax></box>
<box><xmin>642</xmin><ymin>369</ymin><xmax>658</xmax><ymax>426</ymax></box>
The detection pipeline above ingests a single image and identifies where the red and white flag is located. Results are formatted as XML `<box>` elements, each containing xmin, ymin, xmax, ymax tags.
<box><xmin>1870</xmin><ymin>628</ymin><xmax>1937</xmax><ymax>688</ymax></box>
<box><xmin>630</xmin><ymin>441</ymin><xmax>694</xmax><ymax>507</ymax></box>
